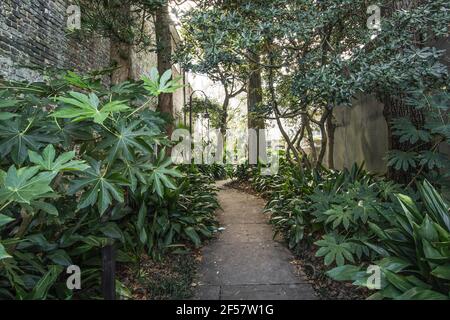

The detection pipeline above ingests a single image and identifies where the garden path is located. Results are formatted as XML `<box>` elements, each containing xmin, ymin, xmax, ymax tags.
<box><xmin>194</xmin><ymin>181</ymin><xmax>316</xmax><ymax>300</ymax></box>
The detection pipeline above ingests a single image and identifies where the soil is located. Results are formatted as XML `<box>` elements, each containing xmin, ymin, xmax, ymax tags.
<box><xmin>117</xmin><ymin>249</ymin><xmax>201</xmax><ymax>300</ymax></box>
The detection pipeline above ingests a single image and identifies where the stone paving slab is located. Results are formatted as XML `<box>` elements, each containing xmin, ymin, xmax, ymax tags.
<box><xmin>197</xmin><ymin>242</ymin><xmax>304</xmax><ymax>286</ymax></box>
<box><xmin>218</xmin><ymin>223</ymin><xmax>275</xmax><ymax>243</ymax></box>
<box><xmin>221</xmin><ymin>284</ymin><xmax>316</xmax><ymax>300</ymax></box>
<box><xmin>194</xmin><ymin>285</ymin><xmax>221</xmax><ymax>300</ymax></box>
<box><xmin>194</xmin><ymin>182</ymin><xmax>317</xmax><ymax>300</ymax></box>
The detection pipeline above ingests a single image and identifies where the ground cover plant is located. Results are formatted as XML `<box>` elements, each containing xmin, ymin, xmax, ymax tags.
<box><xmin>234</xmin><ymin>161</ymin><xmax>450</xmax><ymax>300</ymax></box>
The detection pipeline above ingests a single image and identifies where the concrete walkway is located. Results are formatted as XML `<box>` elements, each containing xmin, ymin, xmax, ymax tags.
<box><xmin>194</xmin><ymin>182</ymin><xmax>316</xmax><ymax>300</ymax></box>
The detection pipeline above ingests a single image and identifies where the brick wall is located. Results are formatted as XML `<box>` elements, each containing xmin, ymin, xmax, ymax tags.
<box><xmin>0</xmin><ymin>0</ymin><xmax>190</xmax><ymax>122</ymax></box>
<box><xmin>0</xmin><ymin>0</ymin><xmax>110</xmax><ymax>81</ymax></box>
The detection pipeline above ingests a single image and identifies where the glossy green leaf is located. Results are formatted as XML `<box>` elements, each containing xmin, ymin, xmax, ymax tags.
<box><xmin>0</xmin><ymin>243</ymin><xmax>11</xmax><ymax>260</ymax></box>
<box><xmin>30</xmin><ymin>265</ymin><xmax>63</xmax><ymax>300</ymax></box>
<box><xmin>0</xmin><ymin>214</ymin><xmax>15</xmax><ymax>227</ymax></box>
<box><xmin>0</xmin><ymin>166</ymin><xmax>55</xmax><ymax>205</ymax></box>
<box><xmin>28</xmin><ymin>144</ymin><xmax>89</xmax><ymax>173</ymax></box>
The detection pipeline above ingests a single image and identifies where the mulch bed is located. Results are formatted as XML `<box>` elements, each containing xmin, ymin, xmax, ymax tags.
<box><xmin>291</xmin><ymin>241</ymin><xmax>370</xmax><ymax>300</ymax></box>
<box><xmin>117</xmin><ymin>249</ymin><xmax>202</xmax><ymax>300</ymax></box>
<box><xmin>227</xmin><ymin>179</ymin><xmax>370</xmax><ymax>300</ymax></box>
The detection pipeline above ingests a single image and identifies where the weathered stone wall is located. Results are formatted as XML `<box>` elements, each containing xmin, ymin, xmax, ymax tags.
<box><xmin>0</xmin><ymin>0</ymin><xmax>110</xmax><ymax>81</ymax></box>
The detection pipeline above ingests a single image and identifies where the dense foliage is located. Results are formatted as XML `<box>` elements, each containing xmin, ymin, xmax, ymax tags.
<box><xmin>235</xmin><ymin>161</ymin><xmax>450</xmax><ymax>299</ymax></box>
<box><xmin>179</xmin><ymin>0</ymin><xmax>449</xmax><ymax>182</ymax></box>
<box><xmin>0</xmin><ymin>70</ymin><xmax>218</xmax><ymax>299</ymax></box>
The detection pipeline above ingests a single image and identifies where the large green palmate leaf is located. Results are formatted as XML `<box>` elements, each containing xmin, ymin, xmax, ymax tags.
<box><xmin>0</xmin><ymin>118</ymin><xmax>58</xmax><ymax>165</ymax></box>
<box><xmin>68</xmin><ymin>159</ymin><xmax>127</xmax><ymax>215</ymax></box>
<box><xmin>0</xmin><ymin>98</ymin><xmax>21</xmax><ymax>120</ymax></box>
<box><xmin>97</xmin><ymin>120</ymin><xmax>157</xmax><ymax>162</ymax></box>
<box><xmin>142</xmin><ymin>68</ymin><xmax>183</xmax><ymax>97</ymax></box>
<box><xmin>387</xmin><ymin>150</ymin><xmax>417</xmax><ymax>172</ymax></box>
<box><xmin>425</xmin><ymin>119</ymin><xmax>450</xmax><ymax>141</ymax></box>
<box><xmin>324</xmin><ymin>205</ymin><xmax>354</xmax><ymax>230</ymax></box>
<box><xmin>315</xmin><ymin>234</ymin><xmax>356</xmax><ymax>266</ymax></box>
<box><xmin>147</xmin><ymin>151</ymin><xmax>184</xmax><ymax>198</ymax></box>
<box><xmin>392</xmin><ymin>118</ymin><xmax>432</xmax><ymax>144</ymax></box>
<box><xmin>418</xmin><ymin>151</ymin><xmax>449</xmax><ymax>170</ymax></box>
<box><xmin>28</xmin><ymin>144</ymin><xmax>89</xmax><ymax>173</ymax></box>
<box><xmin>52</xmin><ymin>91</ymin><xmax>130</xmax><ymax>124</ymax></box>
<box><xmin>0</xmin><ymin>166</ymin><xmax>56</xmax><ymax>205</ymax></box>
<box><xmin>139</xmin><ymin>110</ymin><xmax>166</xmax><ymax>132</ymax></box>
<box><xmin>119</xmin><ymin>159</ymin><xmax>151</xmax><ymax>193</ymax></box>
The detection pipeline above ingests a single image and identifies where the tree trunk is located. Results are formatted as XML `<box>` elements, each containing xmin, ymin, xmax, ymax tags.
<box><xmin>326</xmin><ymin>111</ymin><xmax>336</xmax><ymax>169</ymax></box>
<box><xmin>382</xmin><ymin>94</ymin><xmax>429</xmax><ymax>183</ymax></box>
<box><xmin>247</xmin><ymin>54</ymin><xmax>264</xmax><ymax>130</ymax></box>
<box><xmin>155</xmin><ymin>3</ymin><xmax>174</xmax><ymax>138</ymax></box>
<box><xmin>220</xmin><ymin>94</ymin><xmax>230</xmax><ymax>137</ymax></box>
<box><xmin>219</xmin><ymin>94</ymin><xmax>229</xmax><ymax>163</ymax></box>
<box><xmin>110</xmin><ymin>41</ymin><xmax>132</xmax><ymax>85</ymax></box>
<box><xmin>381</xmin><ymin>0</ymin><xmax>428</xmax><ymax>183</ymax></box>
<box><xmin>110</xmin><ymin>4</ymin><xmax>132</xmax><ymax>85</ymax></box>
<box><xmin>247</xmin><ymin>52</ymin><xmax>266</xmax><ymax>163</ymax></box>
<box><xmin>304</xmin><ymin>115</ymin><xmax>317</xmax><ymax>163</ymax></box>
<box><xmin>267</xmin><ymin>57</ymin><xmax>301</xmax><ymax>168</ymax></box>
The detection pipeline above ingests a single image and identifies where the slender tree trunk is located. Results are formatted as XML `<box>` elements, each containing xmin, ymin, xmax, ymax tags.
<box><xmin>110</xmin><ymin>4</ymin><xmax>132</xmax><ymax>85</ymax></box>
<box><xmin>304</xmin><ymin>115</ymin><xmax>317</xmax><ymax>163</ymax></box>
<box><xmin>247</xmin><ymin>52</ymin><xmax>266</xmax><ymax>163</ymax></box>
<box><xmin>220</xmin><ymin>94</ymin><xmax>230</xmax><ymax>137</ymax></box>
<box><xmin>267</xmin><ymin>57</ymin><xmax>301</xmax><ymax>169</ymax></box>
<box><xmin>317</xmin><ymin>121</ymin><xmax>327</xmax><ymax>166</ymax></box>
<box><xmin>155</xmin><ymin>3</ymin><xmax>174</xmax><ymax>138</ymax></box>
<box><xmin>326</xmin><ymin>111</ymin><xmax>336</xmax><ymax>169</ymax></box>
<box><xmin>219</xmin><ymin>93</ymin><xmax>229</xmax><ymax>162</ymax></box>
<box><xmin>312</xmin><ymin>109</ymin><xmax>331</xmax><ymax>167</ymax></box>
<box><xmin>247</xmin><ymin>54</ymin><xmax>264</xmax><ymax>130</ymax></box>
<box><xmin>294</xmin><ymin>122</ymin><xmax>311</xmax><ymax>169</ymax></box>
<box><xmin>110</xmin><ymin>41</ymin><xmax>132</xmax><ymax>84</ymax></box>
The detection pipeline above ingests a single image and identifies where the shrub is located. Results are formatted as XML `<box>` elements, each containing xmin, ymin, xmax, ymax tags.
<box><xmin>242</xmin><ymin>159</ymin><xmax>450</xmax><ymax>300</ymax></box>
<box><xmin>0</xmin><ymin>69</ymin><xmax>218</xmax><ymax>299</ymax></box>
<box><xmin>328</xmin><ymin>180</ymin><xmax>450</xmax><ymax>300</ymax></box>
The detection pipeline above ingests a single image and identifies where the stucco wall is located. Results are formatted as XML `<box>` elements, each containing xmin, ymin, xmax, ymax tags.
<box><xmin>332</xmin><ymin>94</ymin><xmax>388</xmax><ymax>173</ymax></box>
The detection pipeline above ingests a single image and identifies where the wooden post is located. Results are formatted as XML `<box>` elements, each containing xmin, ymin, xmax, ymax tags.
<box><xmin>101</xmin><ymin>244</ymin><xmax>116</xmax><ymax>300</ymax></box>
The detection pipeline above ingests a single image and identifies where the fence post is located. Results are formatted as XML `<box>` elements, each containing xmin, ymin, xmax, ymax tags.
<box><xmin>101</xmin><ymin>243</ymin><xmax>116</xmax><ymax>300</ymax></box>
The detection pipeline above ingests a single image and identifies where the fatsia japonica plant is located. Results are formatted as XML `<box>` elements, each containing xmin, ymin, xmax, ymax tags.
<box><xmin>387</xmin><ymin>90</ymin><xmax>450</xmax><ymax>187</ymax></box>
<box><xmin>0</xmin><ymin>68</ymin><xmax>216</xmax><ymax>299</ymax></box>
